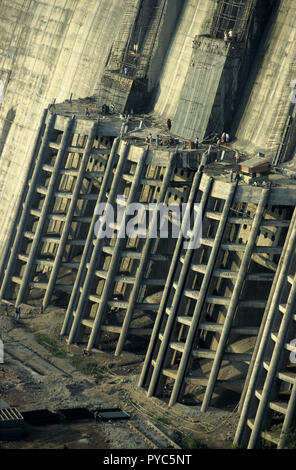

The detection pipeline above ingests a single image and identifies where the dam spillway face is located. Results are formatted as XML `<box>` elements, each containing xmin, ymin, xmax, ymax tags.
<box><xmin>1</xmin><ymin>0</ymin><xmax>296</xmax><ymax>449</ymax></box>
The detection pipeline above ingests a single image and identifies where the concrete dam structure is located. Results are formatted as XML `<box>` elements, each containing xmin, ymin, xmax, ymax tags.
<box><xmin>1</xmin><ymin>0</ymin><xmax>296</xmax><ymax>449</ymax></box>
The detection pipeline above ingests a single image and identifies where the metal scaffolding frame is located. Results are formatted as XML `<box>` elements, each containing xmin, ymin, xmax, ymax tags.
<box><xmin>211</xmin><ymin>0</ymin><xmax>257</xmax><ymax>42</ymax></box>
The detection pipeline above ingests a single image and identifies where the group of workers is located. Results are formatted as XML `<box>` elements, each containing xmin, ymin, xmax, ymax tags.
<box><xmin>217</xmin><ymin>131</ymin><xmax>230</xmax><ymax>146</ymax></box>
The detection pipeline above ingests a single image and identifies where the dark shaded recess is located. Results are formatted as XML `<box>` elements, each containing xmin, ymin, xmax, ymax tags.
<box><xmin>0</xmin><ymin>108</ymin><xmax>16</xmax><ymax>158</ymax></box>
<box><xmin>57</xmin><ymin>407</ymin><xmax>94</xmax><ymax>421</ymax></box>
<box><xmin>231</xmin><ymin>0</ymin><xmax>280</xmax><ymax>138</ymax></box>
<box><xmin>142</xmin><ymin>0</ymin><xmax>187</xmax><ymax>113</ymax></box>
<box><xmin>21</xmin><ymin>409</ymin><xmax>62</xmax><ymax>426</ymax></box>
<box><xmin>93</xmin><ymin>408</ymin><xmax>130</xmax><ymax>421</ymax></box>
<box><xmin>0</xmin><ymin>427</ymin><xmax>25</xmax><ymax>441</ymax></box>
<box><xmin>126</xmin><ymin>78</ymin><xmax>150</xmax><ymax>113</ymax></box>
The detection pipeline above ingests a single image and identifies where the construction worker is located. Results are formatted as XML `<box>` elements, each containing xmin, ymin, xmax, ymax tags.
<box><xmin>124</xmin><ymin>67</ymin><xmax>128</xmax><ymax>77</ymax></box>
<box><xmin>194</xmin><ymin>137</ymin><xmax>199</xmax><ymax>149</ymax></box>
<box><xmin>167</xmin><ymin>118</ymin><xmax>172</xmax><ymax>132</ymax></box>
<box><xmin>235</xmin><ymin>151</ymin><xmax>242</xmax><ymax>165</ymax></box>
<box><xmin>15</xmin><ymin>307</ymin><xmax>20</xmax><ymax>320</ymax></box>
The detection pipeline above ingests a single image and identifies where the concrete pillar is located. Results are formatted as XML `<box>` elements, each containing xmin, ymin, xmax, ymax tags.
<box><xmin>201</xmin><ymin>187</ymin><xmax>270</xmax><ymax>412</ymax></box>
<box><xmin>16</xmin><ymin>117</ymin><xmax>74</xmax><ymax>306</ymax></box>
<box><xmin>114</xmin><ymin>157</ymin><xmax>175</xmax><ymax>356</ymax></box>
<box><xmin>67</xmin><ymin>141</ymin><xmax>132</xmax><ymax>344</ymax></box>
<box><xmin>0</xmin><ymin>112</ymin><xmax>56</xmax><ymax>300</ymax></box>
<box><xmin>248</xmin><ymin>261</ymin><xmax>296</xmax><ymax>448</ymax></box>
<box><xmin>138</xmin><ymin>167</ymin><xmax>204</xmax><ymax>388</ymax></box>
<box><xmin>168</xmin><ymin>181</ymin><xmax>238</xmax><ymax>407</ymax></box>
<box><xmin>234</xmin><ymin>207</ymin><xmax>296</xmax><ymax>447</ymax></box>
<box><xmin>60</xmin><ymin>137</ymin><xmax>120</xmax><ymax>336</ymax></box>
<box><xmin>86</xmin><ymin>146</ymin><xmax>148</xmax><ymax>351</ymax></box>
<box><xmin>0</xmin><ymin>108</ymin><xmax>48</xmax><ymax>288</ymax></box>
<box><xmin>43</xmin><ymin>121</ymin><xmax>98</xmax><ymax>308</ymax></box>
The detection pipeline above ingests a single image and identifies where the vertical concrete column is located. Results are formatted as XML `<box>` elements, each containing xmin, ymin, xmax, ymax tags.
<box><xmin>248</xmin><ymin>265</ymin><xmax>296</xmax><ymax>448</ymax></box>
<box><xmin>238</xmin><ymin>211</ymin><xmax>296</xmax><ymax>414</ymax></box>
<box><xmin>115</xmin><ymin>156</ymin><xmax>175</xmax><ymax>356</ymax></box>
<box><xmin>16</xmin><ymin>117</ymin><xmax>74</xmax><ymax>306</ymax></box>
<box><xmin>86</xmin><ymin>147</ymin><xmax>148</xmax><ymax>351</ymax></box>
<box><xmin>146</xmin><ymin>176</ymin><xmax>214</xmax><ymax>398</ymax></box>
<box><xmin>0</xmin><ymin>112</ymin><xmax>56</xmax><ymax>300</ymax></box>
<box><xmin>0</xmin><ymin>108</ymin><xmax>48</xmax><ymax>288</ymax></box>
<box><xmin>201</xmin><ymin>187</ymin><xmax>270</xmax><ymax>412</ymax></box>
<box><xmin>234</xmin><ymin>207</ymin><xmax>296</xmax><ymax>448</ymax></box>
<box><xmin>67</xmin><ymin>141</ymin><xmax>132</xmax><ymax>344</ymax></box>
<box><xmin>279</xmin><ymin>381</ymin><xmax>296</xmax><ymax>448</ymax></box>
<box><xmin>168</xmin><ymin>182</ymin><xmax>238</xmax><ymax>407</ymax></box>
<box><xmin>138</xmin><ymin>168</ymin><xmax>204</xmax><ymax>388</ymax></box>
<box><xmin>43</xmin><ymin>122</ymin><xmax>98</xmax><ymax>309</ymax></box>
<box><xmin>61</xmin><ymin>137</ymin><xmax>120</xmax><ymax>336</ymax></box>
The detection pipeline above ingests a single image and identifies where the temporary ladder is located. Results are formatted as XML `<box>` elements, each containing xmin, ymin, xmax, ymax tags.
<box><xmin>234</xmin><ymin>207</ymin><xmax>296</xmax><ymax>448</ymax></box>
<box><xmin>63</xmin><ymin>143</ymin><xmax>194</xmax><ymax>354</ymax></box>
<box><xmin>139</xmin><ymin>180</ymin><xmax>292</xmax><ymax>409</ymax></box>
<box><xmin>0</xmin><ymin>113</ymin><xmax>113</xmax><ymax>308</ymax></box>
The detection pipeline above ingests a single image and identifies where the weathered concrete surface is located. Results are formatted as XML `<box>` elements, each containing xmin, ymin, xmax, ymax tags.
<box><xmin>1</xmin><ymin>0</ymin><xmax>296</xmax><ymax>254</ymax></box>
<box><xmin>234</xmin><ymin>0</ymin><xmax>296</xmax><ymax>157</ymax></box>
<box><xmin>0</xmin><ymin>0</ymin><xmax>126</xmax><ymax>251</ymax></box>
<box><xmin>171</xmin><ymin>37</ymin><xmax>229</xmax><ymax>140</ymax></box>
<box><xmin>153</xmin><ymin>0</ymin><xmax>218</xmax><ymax>119</ymax></box>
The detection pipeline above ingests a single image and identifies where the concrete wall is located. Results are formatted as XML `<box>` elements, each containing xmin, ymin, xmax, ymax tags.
<box><xmin>0</xmin><ymin>0</ymin><xmax>126</xmax><ymax>251</ymax></box>
<box><xmin>234</xmin><ymin>0</ymin><xmax>296</xmax><ymax>156</ymax></box>
<box><xmin>152</xmin><ymin>0</ymin><xmax>217</xmax><ymax>119</ymax></box>
<box><xmin>1</xmin><ymin>0</ymin><xmax>295</xmax><ymax>254</ymax></box>
<box><xmin>146</xmin><ymin>0</ymin><xmax>183</xmax><ymax>92</ymax></box>
<box><xmin>171</xmin><ymin>37</ymin><xmax>229</xmax><ymax>140</ymax></box>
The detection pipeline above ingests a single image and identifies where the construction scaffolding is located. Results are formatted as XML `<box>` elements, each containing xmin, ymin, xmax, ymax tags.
<box><xmin>210</xmin><ymin>0</ymin><xmax>257</xmax><ymax>42</ymax></box>
<box><xmin>106</xmin><ymin>0</ymin><xmax>168</xmax><ymax>79</ymax></box>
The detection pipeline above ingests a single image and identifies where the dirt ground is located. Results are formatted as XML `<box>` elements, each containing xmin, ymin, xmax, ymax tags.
<box><xmin>0</xmin><ymin>303</ymin><xmax>240</xmax><ymax>450</ymax></box>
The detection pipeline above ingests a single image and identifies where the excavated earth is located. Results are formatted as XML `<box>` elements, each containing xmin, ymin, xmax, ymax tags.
<box><xmin>0</xmin><ymin>303</ymin><xmax>240</xmax><ymax>450</ymax></box>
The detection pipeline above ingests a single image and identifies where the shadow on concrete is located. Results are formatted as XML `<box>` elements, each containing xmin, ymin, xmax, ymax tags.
<box><xmin>231</xmin><ymin>0</ymin><xmax>280</xmax><ymax>138</ymax></box>
<box><xmin>0</xmin><ymin>108</ymin><xmax>16</xmax><ymax>158</ymax></box>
